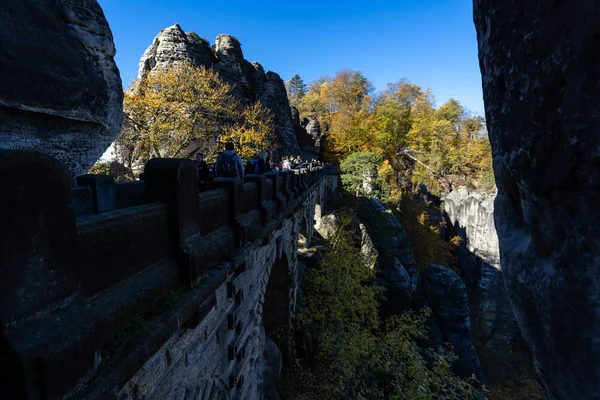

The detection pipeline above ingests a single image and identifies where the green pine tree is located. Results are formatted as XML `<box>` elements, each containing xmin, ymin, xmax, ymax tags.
<box><xmin>285</xmin><ymin>74</ymin><xmax>307</xmax><ymax>105</ymax></box>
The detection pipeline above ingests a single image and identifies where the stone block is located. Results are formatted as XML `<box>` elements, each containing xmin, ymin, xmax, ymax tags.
<box><xmin>0</xmin><ymin>150</ymin><xmax>77</xmax><ymax>320</ymax></box>
<box><xmin>245</xmin><ymin>174</ymin><xmax>277</xmax><ymax>224</ymax></box>
<box><xmin>77</xmin><ymin>174</ymin><xmax>117</xmax><ymax>214</ymax></box>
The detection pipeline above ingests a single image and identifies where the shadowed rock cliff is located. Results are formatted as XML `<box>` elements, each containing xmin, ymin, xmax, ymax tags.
<box><xmin>474</xmin><ymin>1</ymin><xmax>600</xmax><ymax>398</ymax></box>
<box><xmin>422</xmin><ymin>264</ymin><xmax>482</xmax><ymax>381</ymax></box>
<box><xmin>0</xmin><ymin>0</ymin><xmax>123</xmax><ymax>178</ymax></box>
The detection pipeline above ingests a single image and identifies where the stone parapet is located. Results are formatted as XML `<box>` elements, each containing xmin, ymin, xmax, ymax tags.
<box><xmin>0</xmin><ymin>150</ymin><xmax>327</xmax><ymax>399</ymax></box>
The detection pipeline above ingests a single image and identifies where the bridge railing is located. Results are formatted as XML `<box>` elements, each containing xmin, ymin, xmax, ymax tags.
<box><xmin>0</xmin><ymin>150</ymin><xmax>326</xmax><ymax>399</ymax></box>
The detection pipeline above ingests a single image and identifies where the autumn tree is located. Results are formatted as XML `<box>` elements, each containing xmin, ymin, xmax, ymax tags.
<box><xmin>293</xmin><ymin>70</ymin><xmax>493</xmax><ymax>194</ymax></box>
<box><xmin>323</xmin><ymin>70</ymin><xmax>376</xmax><ymax>160</ymax></box>
<box><xmin>115</xmin><ymin>62</ymin><xmax>275</xmax><ymax>170</ymax></box>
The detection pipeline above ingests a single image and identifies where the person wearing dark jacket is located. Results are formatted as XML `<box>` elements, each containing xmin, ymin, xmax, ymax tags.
<box><xmin>214</xmin><ymin>141</ymin><xmax>245</xmax><ymax>179</ymax></box>
<box><xmin>194</xmin><ymin>153</ymin><xmax>212</xmax><ymax>192</ymax></box>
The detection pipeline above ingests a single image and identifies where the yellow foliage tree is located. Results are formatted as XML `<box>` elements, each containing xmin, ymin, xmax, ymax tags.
<box><xmin>120</xmin><ymin>62</ymin><xmax>274</xmax><ymax>167</ymax></box>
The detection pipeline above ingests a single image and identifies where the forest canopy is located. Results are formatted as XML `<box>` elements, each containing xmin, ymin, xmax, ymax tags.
<box><xmin>288</xmin><ymin>70</ymin><xmax>493</xmax><ymax>195</ymax></box>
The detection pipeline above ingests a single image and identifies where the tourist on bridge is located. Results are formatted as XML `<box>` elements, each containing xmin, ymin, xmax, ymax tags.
<box><xmin>194</xmin><ymin>152</ymin><xmax>212</xmax><ymax>191</ymax></box>
<box><xmin>214</xmin><ymin>141</ymin><xmax>244</xmax><ymax>179</ymax></box>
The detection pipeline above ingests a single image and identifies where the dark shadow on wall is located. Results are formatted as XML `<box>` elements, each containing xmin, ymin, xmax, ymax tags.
<box><xmin>0</xmin><ymin>323</ymin><xmax>26</xmax><ymax>399</ymax></box>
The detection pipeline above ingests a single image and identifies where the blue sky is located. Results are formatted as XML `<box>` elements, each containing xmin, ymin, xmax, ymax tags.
<box><xmin>97</xmin><ymin>0</ymin><xmax>484</xmax><ymax>114</ymax></box>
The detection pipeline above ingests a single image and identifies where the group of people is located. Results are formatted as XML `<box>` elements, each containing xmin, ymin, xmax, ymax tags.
<box><xmin>279</xmin><ymin>155</ymin><xmax>321</xmax><ymax>171</ymax></box>
<box><xmin>193</xmin><ymin>142</ymin><xmax>323</xmax><ymax>192</ymax></box>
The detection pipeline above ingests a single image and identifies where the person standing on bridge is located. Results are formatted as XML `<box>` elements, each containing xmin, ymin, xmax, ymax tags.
<box><xmin>214</xmin><ymin>141</ymin><xmax>244</xmax><ymax>179</ymax></box>
<box><xmin>194</xmin><ymin>152</ymin><xmax>212</xmax><ymax>191</ymax></box>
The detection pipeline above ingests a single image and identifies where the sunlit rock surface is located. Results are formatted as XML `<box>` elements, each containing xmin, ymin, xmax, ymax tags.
<box><xmin>137</xmin><ymin>25</ymin><xmax>302</xmax><ymax>155</ymax></box>
<box><xmin>445</xmin><ymin>186</ymin><xmax>544</xmax><ymax>398</ymax></box>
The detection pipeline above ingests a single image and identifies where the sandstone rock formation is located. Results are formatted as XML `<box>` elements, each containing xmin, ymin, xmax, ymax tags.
<box><xmin>314</xmin><ymin>212</ymin><xmax>339</xmax><ymax>240</ymax></box>
<box><xmin>422</xmin><ymin>264</ymin><xmax>482</xmax><ymax>380</ymax></box>
<box><xmin>291</xmin><ymin>107</ymin><xmax>322</xmax><ymax>160</ymax></box>
<box><xmin>0</xmin><ymin>0</ymin><xmax>123</xmax><ymax>178</ymax></box>
<box><xmin>445</xmin><ymin>187</ymin><xmax>544</xmax><ymax>397</ymax></box>
<box><xmin>137</xmin><ymin>24</ymin><xmax>215</xmax><ymax>80</ymax></box>
<box><xmin>445</xmin><ymin>187</ymin><xmax>499</xmax><ymax>267</ymax></box>
<box><xmin>259</xmin><ymin>72</ymin><xmax>300</xmax><ymax>155</ymax></box>
<box><xmin>136</xmin><ymin>25</ymin><xmax>303</xmax><ymax>155</ymax></box>
<box><xmin>357</xmin><ymin>197</ymin><xmax>417</xmax><ymax>313</ymax></box>
<box><xmin>443</xmin><ymin>188</ymin><xmax>513</xmax><ymax>346</ymax></box>
<box><xmin>474</xmin><ymin>2</ymin><xmax>600</xmax><ymax>398</ymax></box>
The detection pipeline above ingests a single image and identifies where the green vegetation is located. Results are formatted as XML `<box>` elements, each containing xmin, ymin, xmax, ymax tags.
<box><xmin>394</xmin><ymin>195</ymin><xmax>462</xmax><ymax>270</ymax></box>
<box><xmin>338</xmin><ymin>150</ymin><xmax>462</xmax><ymax>270</ymax></box>
<box><xmin>293</xmin><ymin>71</ymin><xmax>494</xmax><ymax>196</ymax></box>
<box><xmin>340</xmin><ymin>151</ymin><xmax>383</xmax><ymax>197</ymax></box>
<box><xmin>283</xmin><ymin>222</ymin><xmax>485</xmax><ymax>399</ymax></box>
<box><xmin>285</xmin><ymin>74</ymin><xmax>308</xmax><ymax>106</ymax></box>
<box><xmin>87</xmin><ymin>159</ymin><xmax>134</xmax><ymax>181</ymax></box>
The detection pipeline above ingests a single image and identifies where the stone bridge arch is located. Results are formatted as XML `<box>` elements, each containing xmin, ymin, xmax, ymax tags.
<box><xmin>262</xmin><ymin>250</ymin><xmax>293</xmax><ymax>365</ymax></box>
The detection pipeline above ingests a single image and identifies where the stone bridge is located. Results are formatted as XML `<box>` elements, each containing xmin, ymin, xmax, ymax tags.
<box><xmin>0</xmin><ymin>150</ymin><xmax>339</xmax><ymax>399</ymax></box>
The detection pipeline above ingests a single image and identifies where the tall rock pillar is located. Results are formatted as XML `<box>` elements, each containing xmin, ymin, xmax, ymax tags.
<box><xmin>473</xmin><ymin>1</ymin><xmax>600</xmax><ymax>399</ymax></box>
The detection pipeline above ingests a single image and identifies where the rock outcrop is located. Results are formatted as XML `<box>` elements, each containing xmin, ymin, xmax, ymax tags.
<box><xmin>137</xmin><ymin>25</ymin><xmax>302</xmax><ymax>155</ymax></box>
<box><xmin>445</xmin><ymin>187</ymin><xmax>499</xmax><ymax>267</ymax></box>
<box><xmin>0</xmin><ymin>0</ymin><xmax>123</xmax><ymax>178</ymax></box>
<box><xmin>138</xmin><ymin>24</ymin><xmax>215</xmax><ymax>79</ymax></box>
<box><xmin>303</xmin><ymin>117</ymin><xmax>322</xmax><ymax>144</ymax></box>
<box><xmin>474</xmin><ymin>2</ymin><xmax>600</xmax><ymax>399</ymax></box>
<box><xmin>444</xmin><ymin>188</ymin><xmax>514</xmax><ymax>347</ymax></box>
<box><xmin>291</xmin><ymin>108</ymin><xmax>322</xmax><ymax>160</ymax></box>
<box><xmin>356</xmin><ymin>197</ymin><xmax>417</xmax><ymax>313</ymax></box>
<box><xmin>259</xmin><ymin>72</ymin><xmax>300</xmax><ymax>155</ymax></box>
<box><xmin>445</xmin><ymin>187</ymin><xmax>544</xmax><ymax>397</ymax></box>
<box><xmin>422</xmin><ymin>265</ymin><xmax>482</xmax><ymax>380</ymax></box>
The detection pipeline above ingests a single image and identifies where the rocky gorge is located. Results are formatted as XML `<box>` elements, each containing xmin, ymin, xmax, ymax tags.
<box><xmin>1</xmin><ymin>0</ymin><xmax>599</xmax><ymax>398</ymax></box>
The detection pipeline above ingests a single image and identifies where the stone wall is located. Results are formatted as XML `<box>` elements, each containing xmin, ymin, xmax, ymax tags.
<box><xmin>0</xmin><ymin>149</ymin><xmax>332</xmax><ymax>399</ymax></box>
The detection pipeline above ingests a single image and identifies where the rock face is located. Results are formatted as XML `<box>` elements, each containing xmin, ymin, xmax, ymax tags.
<box><xmin>138</xmin><ymin>24</ymin><xmax>215</xmax><ymax>79</ymax></box>
<box><xmin>0</xmin><ymin>0</ymin><xmax>124</xmax><ymax>178</ymax></box>
<box><xmin>474</xmin><ymin>2</ymin><xmax>600</xmax><ymax>399</ymax></box>
<box><xmin>445</xmin><ymin>187</ymin><xmax>499</xmax><ymax>267</ymax></box>
<box><xmin>445</xmin><ymin>187</ymin><xmax>544</xmax><ymax>397</ymax></box>
<box><xmin>356</xmin><ymin>197</ymin><xmax>417</xmax><ymax>313</ymax></box>
<box><xmin>137</xmin><ymin>25</ymin><xmax>302</xmax><ymax>155</ymax></box>
<box><xmin>291</xmin><ymin>108</ymin><xmax>322</xmax><ymax>160</ymax></box>
<box><xmin>359</xmin><ymin>223</ymin><xmax>378</xmax><ymax>269</ymax></box>
<box><xmin>259</xmin><ymin>73</ymin><xmax>300</xmax><ymax>155</ymax></box>
<box><xmin>422</xmin><ymin>265</ymin><xmax>482</xmax><ymax>380</ymax></box>
<box><xmin>443</xmin><ymin>187</ymin><xmax>513</xmax><ymax>346</ymax></box>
